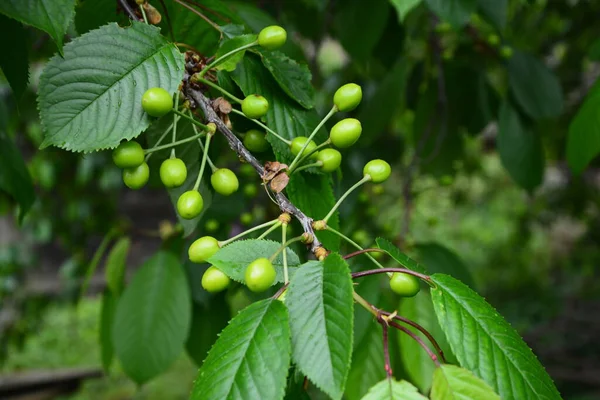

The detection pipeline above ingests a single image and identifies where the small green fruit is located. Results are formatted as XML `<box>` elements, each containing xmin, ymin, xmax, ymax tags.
<box><xmin>245</xmin><ymin>258</ymin><xmax>276</xmax><ymax>292</ymax></box>
<box><xmin>500</xmin><ymin>45</ymin><xmax>513</xmax><ymax>59</ymax></box>
<box><xmin>487</xmin><ymin>34</ymin><xmax>500</xmax><ymax>47</ymax></box>
<box><xmin>205</xmin><ymin>219</ymin><xmax>220</xmax><ymax>232</ymax></box>
<box><xmin>389</xmin><ymin>273</ymin><xmax>420</xmax><ymax>297</ymax></box>
<box><xmin>240</xmin><ymin>212</ymin><xmax>253</xmax><ymax>226</ymax></box>
<box><xmin>363</xmin><ymin>159</ymin><xmax>391</xmax><ymax>183</ymax></box>
<box><xmin>201</xmin><ymin>266</ymin><xmax>230</xmax><ymax>293</ymax></box>
<box><xmin>243</xmin><ymin>129</ymin><xmax>270</xmax><ymax>152</ymax></box>
<box><xmin>142</xmin><ymin>87</ymin><xmax>173</xmax><ymax>117</ymax></box>
<box><xmin>290</xmin><ymin>136</ymin><xmax>318</xmax><ymax>158</ymax></box>
<box><xmin>317</xmin><ymin>149</ymin><xmax>342</xmax><ymax>172</ymax></box>
<box><xmin>333</xmin><ymin>83</ymin><xmax>362</xmax><ymax>112</ymax></box>
<box><xmin>211</xmin><ymin>168</ymin><xmax>239</xmax><ymax>196</ymax></box>
<box><xmin>113</xmin><ymin>141</ymin><xmax>144</xmax><ymax>169</ymax></box>
<box><xmin>177</xmin><ymin>190</ymin><xmax>204</xmax><ymax>219</ymax></box>
<box><xmin>159</xmin><ymin>158</ymin><xmax>187</xmax><ymax>188</ymax></box>
<box><xmin>122</xmin><ymin>162</ymin><xmax>150</xmax><ymax>189</ymax></box>
<box><xmin>330</xmin><ymin>118</ymin><xmax>362</xmax><ymax>148</ymax></box>
<box><xmin>189</xmin><ymin>236</ymin><xmax>220</xmax><ymax>263</ymax></box>
<box><xmin>242</xmin><ymin>95</ymin><xmax>269</xmax><ymax>119</ymax></box>
<box><xmin>243</xmin><ymin>183</ymin><xmax>258</xmax><ymax>198</ymax></box>
<box><xmin>258</xmin><ymin>25</ymin><xmax>287</xmax><ymax>50</ymax></box>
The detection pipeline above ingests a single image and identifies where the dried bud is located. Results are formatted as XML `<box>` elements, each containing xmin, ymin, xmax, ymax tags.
<box><xmin>213</xmin><ymin>97</ymin><xmax>232</xmax><ymax>114</ymax></box>
<box><xmin>278</xmin><ymin>213</ymin><xmax>292</xmax><ymax>224</ymax></box>
<box><xmin>314</xmin><ymin>246</ymin><xmax>329</xmax><ymax>261</ymax></box>
<box><xmin>301</xmin><ymin>232</ymin><xmax>314</xmax><ymax>244</ymax></box>
<box><xmin>207</xmin><ymin>122</ymin><xmax>217</xmax><ymax>134</ymax></box>
<box><xmin>312</xmin><ymin>220</ymin><xmax>327</xmax><ymax>231</ymax></box>
<box><xmin>143</xmin><ymin>3</ymin><xmax>162</xmax><ymax>24</ymax></box>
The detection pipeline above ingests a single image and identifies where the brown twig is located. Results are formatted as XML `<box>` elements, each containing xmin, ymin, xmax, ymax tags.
<box><xmin>377</xmin><ymin>314</ymin><xmax>394</xmax><ymax>378</ymax></box>
<box><xmin>117</xmin><ymin>0</ymin><xmax>142</xmax><ymax>21</ymax></box>
<box><xmin>388</xmin><ymin>319</ymin><xmax>441</xmax><ymax>366</ymax></box>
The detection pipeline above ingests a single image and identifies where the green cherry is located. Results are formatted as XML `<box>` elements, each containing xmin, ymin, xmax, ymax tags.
<box><xmin>333</xmin><ymin>83</ymin><xmax>362</xmax><ymax>112</ymax></box>
<box><xmin>201</xmin><ymin>266</ymin><xmax>230</xmax><ymax>293</ymax></box>
<box><xmin>242</xmin><ymin>95</ymin><xmax>269</xmax><ymax>119</ymax></box>
<box><xmin>122</xmin><ymin>162</ymin><xmax>150</xmax><ymax>189</ymax></box>
<box><xmin>245</xmin><ymin>258</ymin><xmax>276</xmax><ymax>292</ymax></box>
<box><xmin>142</xmin><ymin>87</ymin><xmax>173</xmax><ymax>117</ymax></box>
<box><xmin>160</xmin><ymin>158</ymin><xmax>187</xmax><ymax>188</ymax></box>
<box><xmin>389</xmin><ymin>273</ymin><xmax>420</xmax><ymax>297</ymax></box>
<box><xmin>290</xmin><ymin>136</ymin><xmax>318</xmax><ymax>158</ymax></box>
<box><xmin>112</xmin><ymin>141</ymin><xmax>144</xmax><ymax>169</ymax></box>
<box><xmin>189</xmin><ymin>236</ymin><xmax>220</xmax><ymax>263</ymax></box>
<box><xmin>363</xmin><ymin>159</ymin><xmax>391</xmax><ymax>183</ymax></box>
<box><xmin>500</xmin><ymin>45</ymin><xmax>513</xmax><ymax>59</ymax></box>
<box><xmin>258</xmin><ymin>25</ymin><xmax>287</xmax><ymax>50</ymax></box>
<box><xmin>330</xmin><ymin>118</ymin><xmax>362</xmax><ymax>148</ymax></box>
<box><xmin>243</xmin><ymin>129</ymin><xmax>270</xmax><ymax>152</ymax></box>
<box><xmin>177</xmin><ymin>190</ymin><xmax>204</xmax><ymax>219</ymax></box>
<box><xmin>211</xmin><ymin>168</ymin><xmax>239</xmax><ymax>196</ymax></box>
<box><xmin>317</xmin><ymin>149</ymin><xmax>342</xmax><ymax>172</ymax></box>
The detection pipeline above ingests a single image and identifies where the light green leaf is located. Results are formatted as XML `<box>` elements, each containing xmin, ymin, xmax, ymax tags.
<box><xmin>0</xmin><ymin>14</ymin><xmax>28</xmax><ymax>99</ymax></box>
<box><xmin>507</xmin><ymin>50</ymin><xmax>564</xmax><ymax>120</ymax></box>
<box><xmin>0</xmin><ymin>0</ymin><xmax>76</xmax><ymax>50</ymax></box>
<box><xmin>38</xmin><ymin>22</ymin><xmax>184</xmax><ymax>152</ymax></box>
<box><xmin>216</xmin><ymin>34</ymin><xmax>257</xmax><ymax>72</ymax></box>
<box><xmin>0</xmin><ymin>132</ymin><xmax>35</xmax><ymax>222</ymax></box>
<box><xmin>497</xmin><ymin>101</ymin><xmax>544</xmax><ymax>191</ymax></box>
<box><xmin>346</xmin><ymin>322</ymin><xmax>385</xmax><ymax>400</ymax></box>
<box><xmin>390</xmin><ymin>0</ymin><xmax>423</xmax><ymax>22</ymax></box>
<box><xmin>431</xmin><ymin>364</ymin><xmax>501</xmax><ymax>400</ymax></box>
<box><xmin>185</xmin><ymin>294</ymin><xmax>230</xmax><ymax>367</ymax></box>
<box><xmin>99</xmin><ymin>289</ymin><xmax>117</xmax><ymax>371</ymax></box>
<box><xmin>375</xmin><ymin>237</ymin><xmax>427</xmax><ymax>274</ymax></box>
<box><xmin>287</xmin><ymin>254</ymin><xmax>354</xmax><ymax>400</ymax></box>
<box><xmin>567</xmin><ymin>78</ymin><xmax>600</xmax><ymax>175</ymax></box>
<box><xmin>104</xmin><ymin>236</ymin><xmax>130</xmax><ymax>296</ymax></box>
<box><xmin>478</xmin><ymin>0</ymin><xmax>507</xmax><ymax>30</ymax></box>
<box><xmin>430</xmin><ymin>273</ymin><xmax>562</xmax><ymax>400</ymax></box>
<box><xmin>415</xmin><ymin>242</ymin><xmax>475</xmax><ymax>289</ymax></box>
<box><xmin>361</xmin><ymin>379</ymin><xmax>428</xmax><ymax>400</ymax></box>
<box><xmin>113</xmin><ymin>251</ymin><xmax>191</xmax><ymax>384</ymax></box>
<box><xmin>207</xmin><ymin>239</ymin><xmax>301</xmax><ymax>284</ymax></box>
<box><xmin>190</xmin><ymin>299</ymin><xmax>291</xmax><ymax>400</ymax></box>
<box><xmin>425</xmin><ymin>0</ymin><xmax>477</xmax><ymax>27</ymax></box>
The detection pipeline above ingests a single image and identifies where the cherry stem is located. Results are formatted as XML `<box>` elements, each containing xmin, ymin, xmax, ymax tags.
<box><xmin>194</xmin><ymin>77</ymin><xmax>243</xmax><ymax>104</ymax></box>
<box><xmin>272</xmin><ymin>282</ymin><xmax>289</xmax><ymax>300</ymax></box>
<box><xmin>326</xmin><ymin>226</ymin><xmax>386</xmax><ymax>271</ymax></box>
<box><xmin>144</xmin><ymin>131</ymin><xmax>205</xmax><ymax>155</ymax></box>
<box><xmin>230</xmin><ymin>108</ymin><xmax>291</xmax><ymax>145</ymax></box>
<box><xmin>269</xmin><ymin>235</ymin><xmax>303</xmax><ymax>262</ymax></box>
<box><xmin>257</xmin><ymin>221</ymin><xmax>283</xmax><ymax>240</ymax></box>
<box><xmin>171</xmin><ymin>91</ymin><xmax>180</xmax><ymax>159</ymax></box>
<box><xmin>343</xmin><ymin>248</ymin><xmax>387</xmax><ymax>260</ymax></box>
<box><xmin>388</xmin><ymin>319</ymin><xmax>441</xmax><ymax>367</ymax></box>
<box><xmin>282</xmin><ymin>223</ymin><xmax>289</xmax><ymax>284</ymax></box>
<box><xmin>172</xmin><ymin>109</ymin><xmax>211</xmax><ymax>130</ymax></box>
<box><xmin>139</xmin><ymin>3</ymin><xmax>149</xmax><ymax>23</ymax></box>
<box><xmin>193</xmin><ymin>133</ymin><xmax>212</xmax><ymax>191</ymax></box>
<box><xmin>145</xmin><ymin>115</ymin><xmax>180</xmax><ymax>161</ymax></box>
<box><xmin>291</xmin><ymin>161</ymin><xmax>322</xmax><ymax>175</ymax></box>
<box><xmin>376</xmin><ymin>314</ymin><xmax>393</xmax><ymax>379</ymax></box>
<box><xmin>219</xmin><ymin>219</ymin><xmax>279</xmax><ymax>247</ymax></box>
<box><xmin>188</xmin><ymin>109</ymin><xmax>217</xmax><ymax>172</ymax></box>
<box><xmin>288</xmin><ymin>106</ymin><xmax>337</xmax><ymax>171</ymax></box>
<box><xmin>351</xmin><ymin>267</ymin><xmax>433</xmax><ymax>286</ymax></box>
<box><xmin>198</xmin><ymin>41</ymin><xmax>257</xmax><ymax>78</ymax></box>
<box><xmin>323</xmin><ymin>175</ymin><xmax>370</xmax><ymax>223</ymax></box>
<box><xmin>289</xmin><ymin>139</ymin><xmax>331</xmax><ymax>174</ymax></box>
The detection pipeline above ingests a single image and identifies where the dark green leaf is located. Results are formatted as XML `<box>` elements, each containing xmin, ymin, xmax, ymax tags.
<box><xmin>375</xmin><ymin>237</ymin><xmax>427</xmax><ymax>274</ymax></box>
<box><xmin>38</xmin><ymin>22</ymin><xmax>185</xmax><ymax>152</ymax></box>
<box><xmin>207</xmin><ymin>239</ymin><xmax>301</xmax><ymax>284</ymax></box>
<box><xmin>0</xmin><ymin>132</ymin><xmax>35</xmax><ymax>222</ymax></box>
<box><xmin>430</xmin><ymin>273</ymin><xmax>562</xmax><ymax>400</ymax></box>
<box><xmin>346</xmin><ymin>321</ymin><xmax>385</xmax><ymax>400</ymax></box>
<box><xmin>74</xmin><ymin>0</ymin><xmax>117</xmax><ymax>35</ymax></box>
<box><xmin>287</xmin><ymin>254</ymin><xmax>354</xmax><ymax>400</ymax></box>
<box><xmin>185</xmin><ymin>294</ymin><xmax>230</xmax><ymax>367</ymax></box>
<box><xmin>104</xmin><ymin>236</ymin><xmax>130</xmax><ymax>296</ymax></box>
<box><xmin>99</xmin><ymin>289</ymin><xmax>117</xmax><ymax>371</ymax></box>
<box><xmin>507</xmin><ymin>50</ymin><xmax>564</xmax><ymax>120</ymax></box>
<box><xmin>589</xmin><ymin>38</ymin><xmax>600</xmax><ymax>61</ymax></box>
<box><xmin>425</xmin><ymin>0</ymin><xmax>477</xmax><ymax>27</ymax></box>
<box><xmin>497</xmin><ymin>101</ymin><xmax>544</xmax><ymax>191</ymax></box>
<box><xmin>390</xmin><ymin>0</ymin><xmax>423</xmax><ymax>22</ymax></box>
<box><xmin>0</xmin><ymin>14</ymin><xmax>28</xmax><ymax>99</ymax></box>
<box><xmin>81</xmin><ymin>232</ymin><xmax>114</xmax><ymax>298</ymax></box>
<box><xmin>431</xmin><ymin>364</ymin><xmax>501</xmax><ymax>400</ymax></box>
<box><xmin>478</xmin><ymin>0</ymin><xmax>507</xmax><ymax>30</ymax></box>
<box><xmin>216</xmin><ymin>34</ymin><xmax>257</xmax><ymax>72</ymax></box>
<box><xmin>334</xmin><ymin>0</ymin><xmax>390</xmax><ymax>59</ymax></box>
<box><xmin>190</xmin><ymin>299</ymin><xmax>291</xmax><ymax>400</ymax></box>
<box><xmin>361</xmin><ymin>379</ymin><xmax>428</xmax><ymax>400</ymax></box>
<box><xmin>0</xmin><ymin>0</ymin><xmax>76</xmax><ymax>50</ymax></box>
<box><xmin>414</xmin><ymin>242</ymin><xmax>475</xmax><ymax>289</ymax></box>
<box><xmin>113</xmin><ymin>251</ymin><xmax>191</xmax><ymax>384</ymax></box>
<box><xmin>567</xmin><ymin>78</ymin><xmax>600</xmax><ymax>175</ymax></box>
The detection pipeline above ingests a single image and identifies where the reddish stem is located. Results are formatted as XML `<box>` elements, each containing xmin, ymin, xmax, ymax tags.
<box><xmin>388</xmin><ymin>320</ymin><xmax>441</xmax><ymax>367</ymax></box>
<box><xmin>377</xmin><ymin>315</ymin><xmax>394</xmax><ymax>378</ymax></box>
<box><xmin>343</xmin><ymin>248</ymin><xmax>386</xmax><ymax>260</ymax></box>
<box><xmin>352</xmin><ymin>267</ymin><xmax>432</xmax><ymax>284</ymax></box>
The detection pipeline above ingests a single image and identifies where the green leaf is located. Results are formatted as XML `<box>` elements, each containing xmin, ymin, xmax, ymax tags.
<box><xmin>334</xmin><ymin>0</ymin><xmax>390</xmax><ymax>59</ymax></box>
<box><xmin>497</xmin><ymin>101</ymin><xmax>544</xmax><ymax>191</ymax></box>
<box><xmin>414</xmin><ymin>242</ymin><xmax>475</xmax><ymax>289</ymax></box>
<box><xmin>287</xmin><ymin>254</ymin><xmax>354</xmax><ymax>400</ymax></box>
<box><xmin>0</xmin><ymin>132</ymin><xmax>35</xmax><ymax>222</ymax></box>
<box><xmin>81</xmin><ymin>232</ymin><xmax>114</xmax><ymax>298</ymax></box>
<box><xmin>567</xmin><ymin>78</ymin><xmax>600</xmax><ymax>175</ymax></box>
<box><xmin>507</xmin><ymin>50</ymin><xmax>564</xmax><ymax>120</ymax></box>
<box><xmin>375</xmin><ymin>238</ymin><xmax>427</xmax><ymax>274</ymax></box>
<box><xmin>390</xmin><ymin>0</ymin><xmax>423</xmax><ymax>22</ymax></box>
<box><xmin>216</xmin><ymin>34</ymin><xmax>257</xmax><ymax>72</ymax></box>
<box><xmin>589</xmin><ymin>38</ymin><xmax>600</xmax><ymax>61</ymax></box>
<box><xmin>113</xmin><ymin>251</ymin><xmax>191</xmax><ymax>384</ymax></box>
<box><xmin>431</xmin><ymin>364</ymin><xmax>501</xmax><ymax>400</ymax></box>
<box><xmin>190</xmin><ymin>299</ymin><xmax>291</xmax><ymax>400</ymax></box>
<box><xmin>430</xmin><ymin>273</ymin><xmax>562</xmax><ymax>400</ymax></box>
<box><xmin>0</xmin><ymin>14</ymin><xmax>29</xmax><ymax>99</ymax></box>
<box><xmin>185</xmin><ymin>294</ymin><xmax>230</xmax><ymax>367</ymax></box>
<box><xmin>104</xmin><ymin>236</ymin><xmax>130</xmax><ymax>296</ymax></box>
<box><xmin>346</xmin><ymin>321</ymin><xmax>385</xmax><ymax>400</ymax></box>
<box><xmin>477</xmin><ymin>0</ymin><xmax>507</xmax><ymax>30</ymax></box>
<box><xmin>361</xmin><ymin>379</ymin><xmax>428</xmax><ymax>400</ymax></box>
<box><xmin>398</xmin><ymin>290</ymin><xmax>455</xmax><ymax>393</ymax></box>
<box><xmin>0</xmin><ymin>0</ymin><xmax>76</xmax><ymax>51</ymax></box>
<box><xmin>99</xmin><ymin>289</ymin><xmax>117</xmax><ymax>371</ymax></box>
<box><xmin>74</xmin><ymin>0</ymin><xmax>118</xmax><ymax>35</ymax></box>
<box><xmin>425</xmin><ymin>0</ymin><xmax>477</xmax><ymax>27</ymax></box>
<box><xmin>254</xmin><ymin>50</ymin><xmax>315</xmax><ymax>109</ymax></box>
<box><xmin>38</xmin><ymin>22</ymin><xmax>184</xmax><ymax>152</ymax></box>
<box><xmin>207</xmin><ymin>239</ymin><xmax>301</xmax><ymax>284</ymax></box>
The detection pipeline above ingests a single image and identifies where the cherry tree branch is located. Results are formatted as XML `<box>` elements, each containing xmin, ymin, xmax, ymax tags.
<box><xmin>117</xmin><ymin>0</ymin><xmax>142</xmax><ymax>21</ymax></box>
